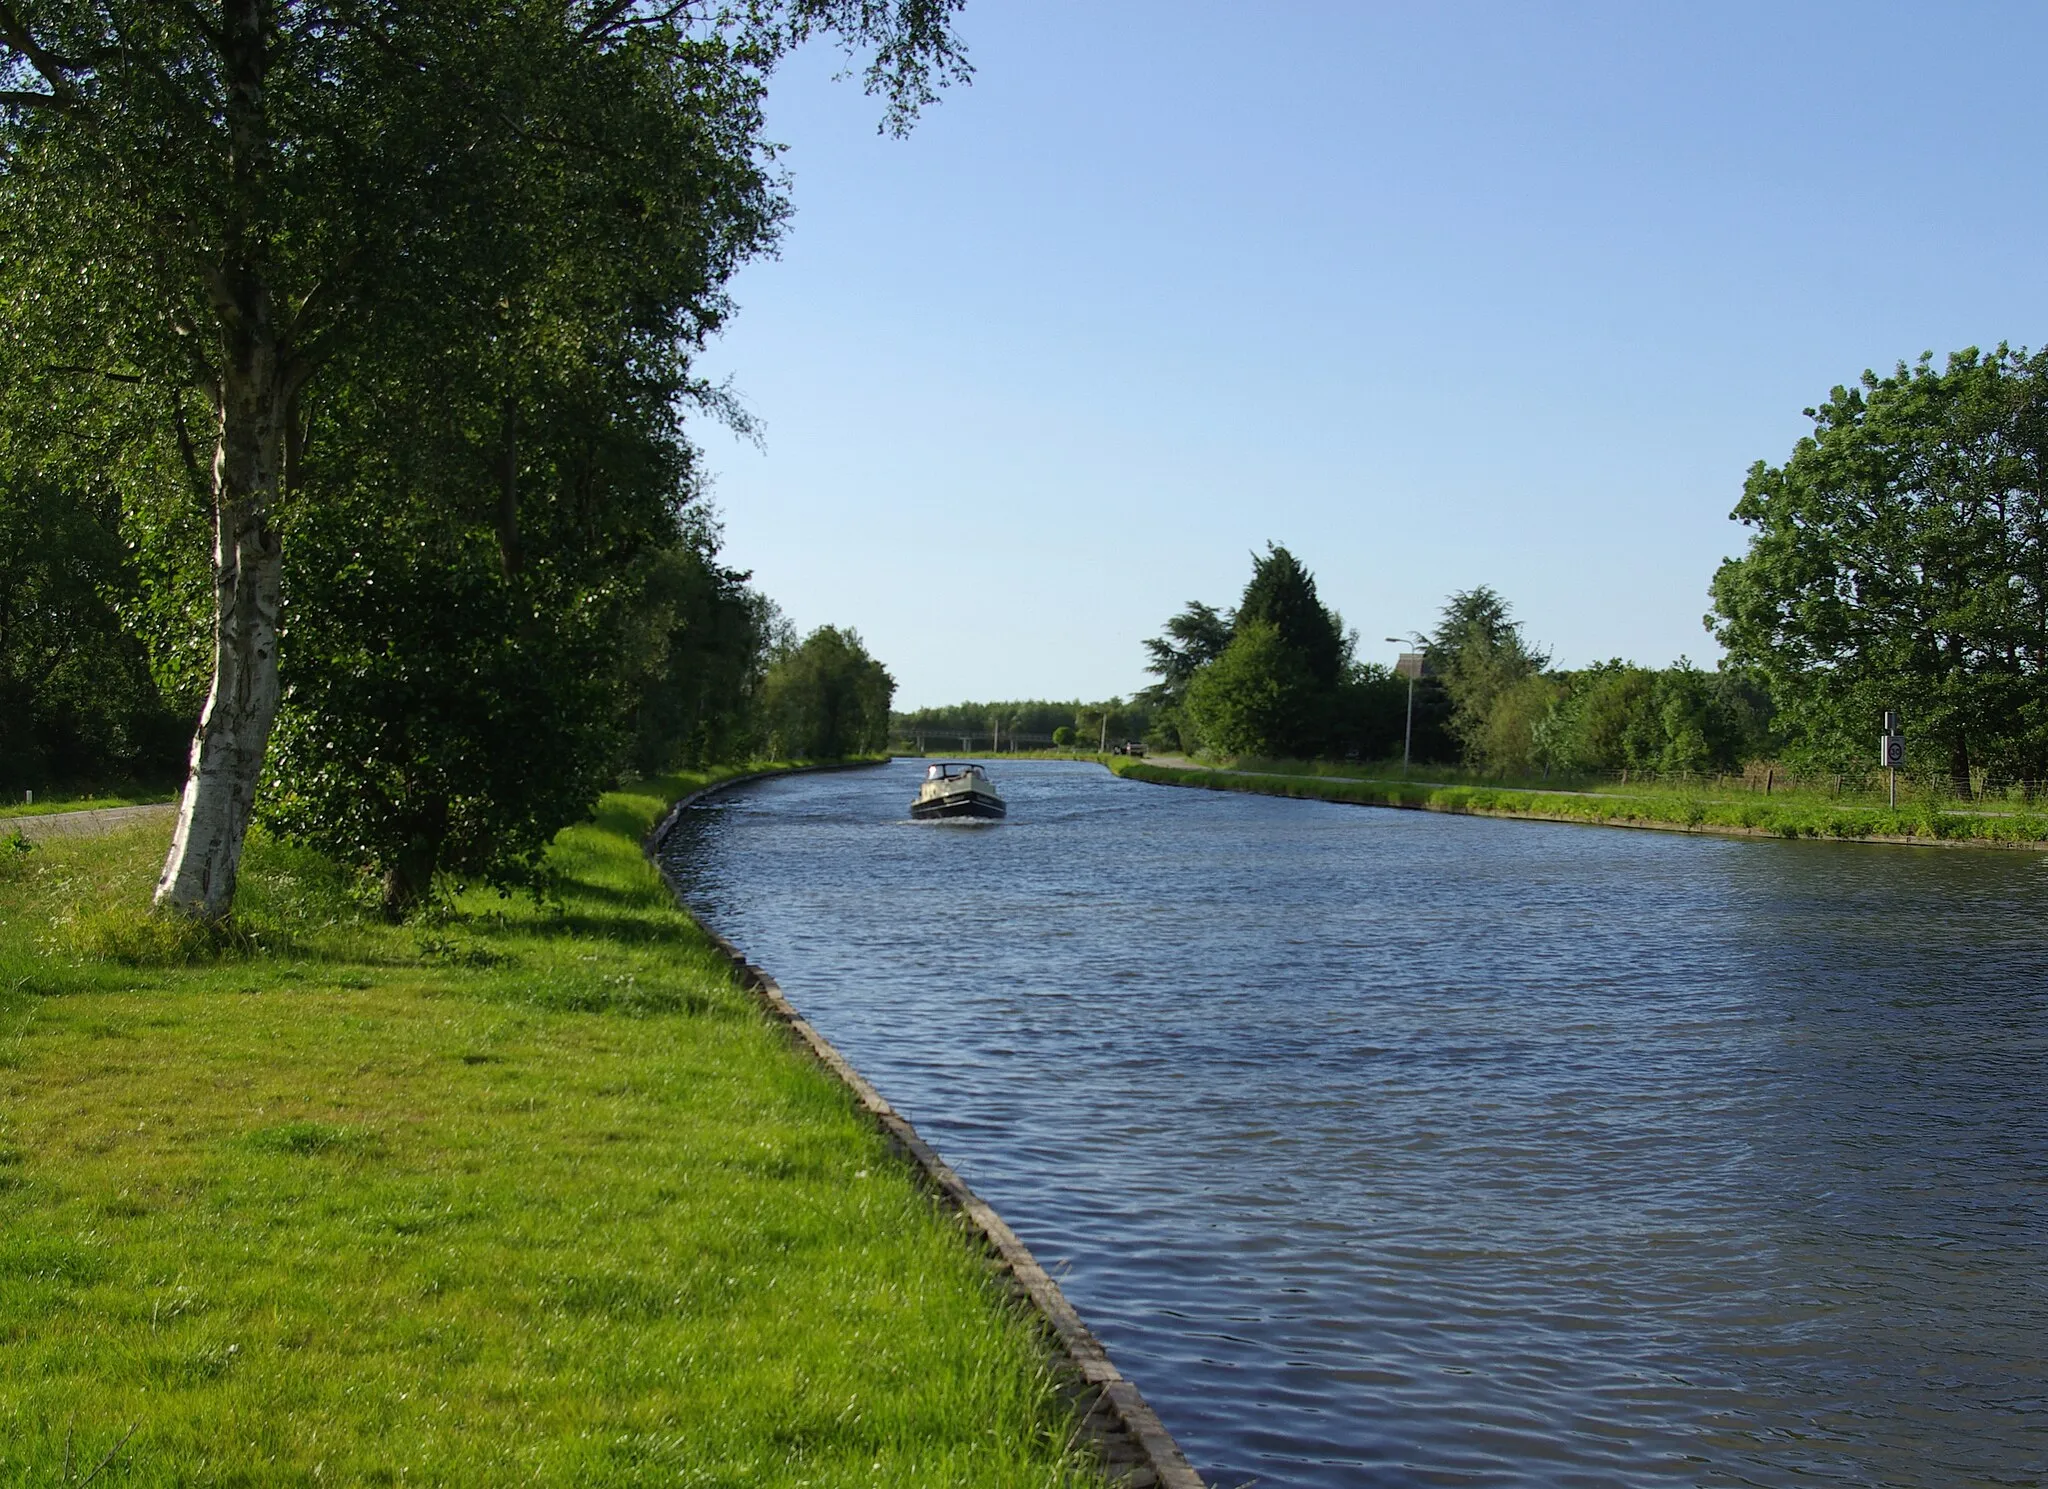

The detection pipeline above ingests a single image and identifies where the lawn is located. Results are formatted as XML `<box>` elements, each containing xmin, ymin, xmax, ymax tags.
<box><xmin>0</xmin><ymin>771</ymin><xmax>1100</xmax><ymax>1486</ymax></box>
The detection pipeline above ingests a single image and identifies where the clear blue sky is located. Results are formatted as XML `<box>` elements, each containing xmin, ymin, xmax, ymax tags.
<box><xmin>694</xmin><ymin>1</ymin><xmax>2048</xmax><ymax>710</ymax></box>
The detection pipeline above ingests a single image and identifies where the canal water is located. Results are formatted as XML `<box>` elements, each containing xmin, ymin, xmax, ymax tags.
<box><xmin>659</xmin><ymin>760</ymin><xmax>2048</xmax><ymax>1488</ymax></box>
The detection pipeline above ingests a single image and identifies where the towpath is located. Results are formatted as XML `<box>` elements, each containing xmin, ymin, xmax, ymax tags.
<box><xmin>3</xmin><ymin>804</ymin><xmax>176</xmax><ymax>840</ymax></box>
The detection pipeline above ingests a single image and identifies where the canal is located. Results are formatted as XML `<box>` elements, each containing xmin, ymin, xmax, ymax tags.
<box><xmin>659</xmin><ymin>759</ymin><xmax>2048</xmax><ymax>1488</ymax></box>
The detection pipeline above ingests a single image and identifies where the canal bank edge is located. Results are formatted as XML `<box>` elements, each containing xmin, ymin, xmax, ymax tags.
<box><xmin>646</xmin><ymin>763</ymin><xmax>1207</xmax><ymax>1489</ymax></box>
<box><xmin>1110</xmin><ymin>758</ymin><xmax>2048</xmax><ymax>853</ymax></box>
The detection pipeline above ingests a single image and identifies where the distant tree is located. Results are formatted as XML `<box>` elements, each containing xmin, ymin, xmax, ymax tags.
<box><xmin>1711</xmin><ymin>346</ymin><xmax>2048</xmax><ymax>791</ymax></box>
<box><xmin>1533</xmin><ymin>660</ymin><xmax>1771</xmax><ymax>776</ymax></box>
<box><xmin>629</xmin><ymin>545</ymin><xmax>782</xmax><ymax>774</ymax></box>
<box><xmin>1182</xmin><ymin>620</ymin><xmax>1322</xmax><ymax>758</ymax></box>
<box><xmin>1051</xmin><ymin>726</ymin><xmax>1075</xmax><ymax>747</ymax></box>
<box><xmin>761</xmin><ymin>627</ymin><xmax>895</xmax><ymax>759</ymax></box>
<box><xmin>1429</xmin><ymin>587</ymin><xmax>1549</xmax><ymax>766</ymax></box>
<box><xmin>1237</xmin><ymin>543</ymin><xmax>1349</xmax><ymax>687</ymax></box>
<box><xmin>1140</xmin><ymin>601</ymin><xmax>1234</xmax><ymax>707</ymax></box>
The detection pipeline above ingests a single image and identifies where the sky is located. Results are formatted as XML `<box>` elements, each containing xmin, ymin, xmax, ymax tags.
<box><xmin>692</xmin><ymin>1</ymin><xmax>2048</xmax><ymax>710</ymax></box>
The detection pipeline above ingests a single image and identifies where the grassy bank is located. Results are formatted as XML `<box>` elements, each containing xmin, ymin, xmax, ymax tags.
<box><xmin>0</xmin><ymin>766</ymin><xmax>1101</xmax><ymax>1486</ymax></box>
<box><xmin>1109</xmin><ymin>758</ymin><xmax>2048</xmax><ymax>848</ymax></box>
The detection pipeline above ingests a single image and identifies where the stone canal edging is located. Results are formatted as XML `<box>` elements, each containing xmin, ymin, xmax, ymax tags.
<box><xmin>647</xmin><ymin>763</ymin><xmax>1206</xmax><ymax>1489</ymax></box>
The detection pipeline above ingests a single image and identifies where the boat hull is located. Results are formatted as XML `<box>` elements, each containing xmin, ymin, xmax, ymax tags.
<box><xmin>911</xmin><ymin>789</ymin><xmax>1006</xmax><ymax>820</ymax></box>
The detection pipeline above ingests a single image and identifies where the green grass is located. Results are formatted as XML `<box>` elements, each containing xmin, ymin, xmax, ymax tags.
<box><xmin>1111</xmin><ymin>757</ymin><xmax>2048</xmax><ymax>847</ymax></box>
<box><xmin>0</xmin><ymin>766</ymin><xmax>1103</xmax><ymax>1487</ymax></box>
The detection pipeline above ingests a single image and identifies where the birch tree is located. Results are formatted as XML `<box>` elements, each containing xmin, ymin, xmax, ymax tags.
<box><xmin>0</xmin><ymin>0</ymin><xmax>965</xmax><ymax>918</ymax></box>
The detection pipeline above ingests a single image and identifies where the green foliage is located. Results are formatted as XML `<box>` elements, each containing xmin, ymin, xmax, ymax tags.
<box><xmin>629</xmin><ymin>543</ymin><xmax>782</xmax><ymax>772</ymax></box>
<box><xmin>1154</xmin><ymin>544</ymin><xmax>1358</xmax><ymax>758</ymax></box>
<box><xmin>1534</xmin><ymin>661</ymin><xmax>1771</xmax><ymax>774</ymax></box>
<box><xmin>1183</xmin><ymin>619</ymin><xmax>1326</xmax><ymax>758</ymax></box>
<box><xmin>893</xmin><ymin>698</ymin><xmax>1152</xmax><ymax>748</ymax></box>
<box><xmin>1137</xmin><ymin>602</ymin><xmax>1232</xmax><ymax>751</ymax></box>
<box><xmin>1</xmin><ymin>1</ymin><xmax>963</xmax><ymax>914</ymax></box>
<box><xmin>1139</xmin><ymin>601</ymin><xmax>1234</xmax><ymax>703</ymax></box>
<box><xmin>1237</xmin><ymin>543</ymin><xmax>1349</xmax><ymax>687</ymax></box>
<box><xmin>1428</xmin><ymin>586</ymin><xmax>1550</xmax><ymax>767</ymax></box>
<box><xmin>0</xmin><ymin>372</ymin><xmax>190</xmax><ymax>795</ymax></box>
<box><xmin>255</xmin><ymin>249</ymin><xmax>745</xmax><ymax>917</ymax></box>
<box><xmin>1712</xmin><ymin>345</ymin><xmax>2048</xmax><ymax>789</ymax></box>
<box><xmin>1110</xmin><ymin>757</ymin><xmax>2048</xmax><ymax>847</ymax></box>
<box><xmin>761</xmin><ymin>627</ymin><xmax>895</xmax><ymax>759</ymax></box>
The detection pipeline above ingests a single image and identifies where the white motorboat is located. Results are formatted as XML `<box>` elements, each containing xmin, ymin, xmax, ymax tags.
<box><xmin>911</xmin><ymin>762</ymin><xmax>1006</xmax><ymax>820</ymax></box>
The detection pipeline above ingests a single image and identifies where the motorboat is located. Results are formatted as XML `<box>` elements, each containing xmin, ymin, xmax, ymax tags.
<box><xmin>911</xmin><ymin>762</ymin><xmax>1006</xmax><ymax>820</ymax></box>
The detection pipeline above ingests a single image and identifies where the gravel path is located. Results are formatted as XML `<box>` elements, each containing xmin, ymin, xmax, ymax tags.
<box><xmin>3</xmin><ymin>803</ymin><xmax>177</xmax><ymax>840</ymax></box>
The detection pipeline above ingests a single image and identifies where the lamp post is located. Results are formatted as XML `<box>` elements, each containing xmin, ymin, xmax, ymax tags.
<box><xmin>1385</xmin><ymin>634</ymin><xmax>1427</xmax><ymax>773</ymax></box>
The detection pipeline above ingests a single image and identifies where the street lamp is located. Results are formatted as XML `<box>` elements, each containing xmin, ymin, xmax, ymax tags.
<box><xmin>1385</xmin><ymin>635</ymin><xmax>1428</xmax><ymax>773</ymax></box>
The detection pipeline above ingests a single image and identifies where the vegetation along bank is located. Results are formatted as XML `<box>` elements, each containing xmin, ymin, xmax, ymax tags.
<box><xmin>1108</xmin><ymin>758</ymin><xmax>2048</xmax><ymax>850</ymax></box>
<box><xmin>0</xmin><ymin>767</ymin><xmax>1111</xmax><ymax>1486</ymax></box>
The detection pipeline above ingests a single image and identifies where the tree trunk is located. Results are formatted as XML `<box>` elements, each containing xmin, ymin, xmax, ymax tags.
<box><xmin>154</xmin><ymin>1</ymin><xmax>293</xmax><ymax>920</ymax></box>
<box><xmin>154</xmin><ymin>363</ymin><xmax>288</xmax><ymax>919</ymax></box>
<box><xmin>1949</xmin><ymin>740</ymin><xmax>1974</xmax><ymax>801</ymax></box>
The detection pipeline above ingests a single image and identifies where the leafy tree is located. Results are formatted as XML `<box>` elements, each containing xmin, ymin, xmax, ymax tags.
<box><xmin>1711</xmin><ymin>346</ymin><xmax>2048</xmax><ymax>791</ymax></box>
<box><xmin>1182</xmin><ymin>619</ymin><xmax>1323</xmax><ymax>758</ymax></box>
<box><xmin>892</xmin><ymin>698</ymin><xmax>1151</xmax><ymax>747</ymax></box>
<box><xmin>1138</xmin><ymin>600</ymin><xmax>1231</xmax><ymax>748</ymax></box>
<box><xmin>1140</xmin><ymin>601</ymin><xmax>1234</xmax><ymax>704</ymax></box>
<box><xmin>1148</xmin><ymin>545</ymin><xmax>1352</xmax><ymax>758</ymax></box>
<box><xmin>1</xmin><ymin>0</ymin><xmax>965</xmax><ymax>917</ymax></box>
<box><xmin>0</xmin><ymin>378</ymin><xmax>188</xmax><ymax>792</ymax></box>
<box><xmin>1530</xmin><ymin>660</ymin><xmax>1770</xmax><ymax>776</ymax></box>
<box><xmin>760</xmin><ymin>626</ymin><xmax>895</xmax><ymax>759</ymax></box>
<box><xmin>254</xmin><ymin>295</ymin><xmax>719</xmax><ymax>916</ymax></box>
<box><xmin>629</xmin><ymin>545</ymin><xmax>781</xmax><ymax>774</ymax></box>
<box><xmin>1429</xmin><ymin>586</ymin><xmax>1548</xmax><ymax>766</ymax></box>
<box><xmin>1237</xmin><ymin>543</ymin><xmax>1349</xmax><ymax>687</ymax></box>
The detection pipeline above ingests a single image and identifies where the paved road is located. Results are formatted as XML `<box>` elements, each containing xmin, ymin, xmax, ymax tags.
<box><xmin>3</xmin><ymin>803</ymin><xmax>177</xmax><ymax>840</ymax></box>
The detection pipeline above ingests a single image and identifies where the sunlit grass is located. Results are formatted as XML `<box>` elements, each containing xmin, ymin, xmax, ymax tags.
<box><xmin>0</xmin><ymin>768</ymin><xmax>1102</xmax><ymax>1486</ymax></box>
<box><xmin>1112</xmin><ymin>758</ymin><xmax>2048</xmax><ymax>846</ymax></box>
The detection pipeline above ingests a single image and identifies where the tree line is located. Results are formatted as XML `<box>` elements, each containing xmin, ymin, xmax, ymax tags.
<box><xmin>891</xmin><ymin>699</ymin><xmax>1155</xmax><ymax>750</ymax></box>
<box><xmin>1139</xmin><ymin>344</ymin><xmax>2048</xmax><ymax>793</ymax></box>
<box><xmin>1</xmin><ymin>1</ymin><xmax>949</xmax><ymax>918</ymax></box>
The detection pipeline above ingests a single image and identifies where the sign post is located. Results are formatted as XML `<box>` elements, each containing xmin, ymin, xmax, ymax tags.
<box><xmin>1391</xmin><ymin>644</ymin><xmax>1428</xmax><ymax>773</ymax></box>
<box><xmin>1880</xmin><ymin>711</ymin><xmax>1904</xmax><ymax>808</ymax></box>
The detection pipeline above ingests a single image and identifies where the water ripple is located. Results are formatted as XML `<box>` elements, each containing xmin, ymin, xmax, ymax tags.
<box><xmin>663</xmin><ymin>761</ymin><xmax>2048</xmax><ymax>1488</ymax></box>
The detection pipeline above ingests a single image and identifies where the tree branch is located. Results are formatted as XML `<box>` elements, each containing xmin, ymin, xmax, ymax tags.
<box><xmin>0</xmin><ymin>2</ymin><xmax>86</xmax><ymax>106</ymax></box>
<box><xmin>0</xmin><ymin>86</ymin><xmax>71</xmax><ymax>113</ymax></box>
<box><xmin>45</xmin><ymin>363</ymin><xmax>146</xmax><ymax>384</ymax></box>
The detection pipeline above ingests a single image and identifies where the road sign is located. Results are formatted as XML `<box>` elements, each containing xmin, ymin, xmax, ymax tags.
<box><xmin>1396</xmin><ymin>652</ymin><xmax>1429</xmax><ymax>680</ymax></box>
<box><xmin>1881</xmin><ymin>734</ymin><xmax>1904</xmax><ymax>768</ymax></box>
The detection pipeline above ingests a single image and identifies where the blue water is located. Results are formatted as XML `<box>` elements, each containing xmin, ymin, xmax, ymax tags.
<box><xmin>660</xmin><ymin>760</ymin><xmax>2048</xmax><ymax>1488</ymax></box>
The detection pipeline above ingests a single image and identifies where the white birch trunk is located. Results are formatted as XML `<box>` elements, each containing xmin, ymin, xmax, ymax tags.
<box><xmin>154</xmin><ymin>362</ymin><xmax>288</xmax><ymax>919</ymax></box>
